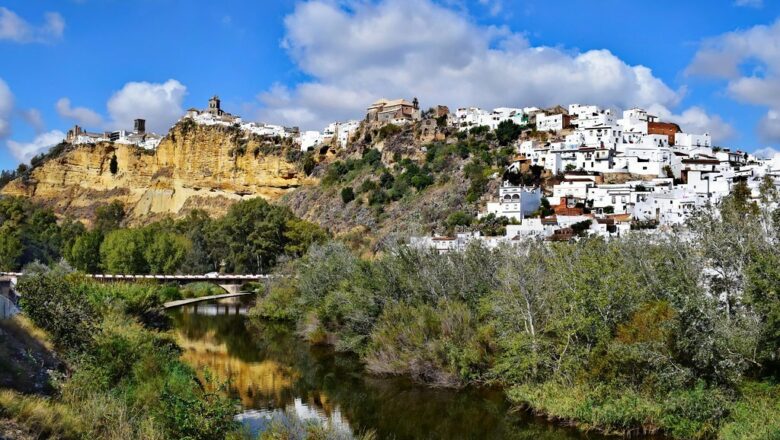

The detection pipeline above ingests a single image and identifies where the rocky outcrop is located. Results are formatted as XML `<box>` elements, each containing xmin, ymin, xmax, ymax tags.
<box><xmin>1</xmin><ymin>121</ymin><xmax>316</xmax><ymax>225</ymax></box>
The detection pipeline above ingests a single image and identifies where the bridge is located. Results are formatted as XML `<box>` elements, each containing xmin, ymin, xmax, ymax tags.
<box><xmin>0</xmin><ymin>273</ymin><xmax>271</xmax><ymax>296</ymax></box>
<box><xmin>162</xmin><ymin>292</ymin><xmax>254</xmax><ymax>308</ymax></box>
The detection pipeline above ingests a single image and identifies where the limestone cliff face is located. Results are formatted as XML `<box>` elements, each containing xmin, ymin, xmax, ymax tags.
<box><xmin>1</xmin><ymin>121</ymin><xmax>315</xmax><ymax>224</ymax></box>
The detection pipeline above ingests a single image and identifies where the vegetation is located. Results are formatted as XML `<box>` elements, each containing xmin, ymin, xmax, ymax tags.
<box><xmin>0</xmin><ymin>196</ymin><xmax>326</xmax><ymax>274</ymax></box>
<box><xmin>250</xmin><ymin>185</ymin><xmax>780</xmax><ymax>438</ymax></box>
<box><xmin>5</xmin><ymin>264</ymin><xmax>244</xmax><ymax>439</ymax></box>
<box><xmin>494</xmin><ymin>120</ymin><xmax>524</xmax><ymax>146</ymax></box>
<box><xmin>0</xmin><ymin>197</ymin><xmax>84</xmax><ymax>271</ymax></box>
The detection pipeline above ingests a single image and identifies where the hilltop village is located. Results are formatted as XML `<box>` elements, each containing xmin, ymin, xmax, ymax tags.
<box><xmin>54</xmin><ymin>95</ymin><xmax>780</xmax><ymax>249</ymax></box>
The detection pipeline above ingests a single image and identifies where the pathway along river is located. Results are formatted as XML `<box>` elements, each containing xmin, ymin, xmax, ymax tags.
<box><xmin>168</xmin><ymin>297</ymin><xmax>607</xmax><ymax>439</ymax></box>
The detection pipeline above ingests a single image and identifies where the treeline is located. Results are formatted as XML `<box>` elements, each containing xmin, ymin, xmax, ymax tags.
<box><xmin>251</xmin><ymin>183</ymin><xmax>780</xmax><ymax>438</ymax></box>
<box><xmin>0</xmin><ymin>197</ymin><xmax>327</xmax><ymax>274</ymax></box>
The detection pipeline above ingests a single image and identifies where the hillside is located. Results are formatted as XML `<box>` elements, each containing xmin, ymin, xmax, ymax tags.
<box><xmin>0</xmin><ymin>118</ymin><xmax>537</xmax><ymax>251</ymax></box>
<box><xmin>278</xmin><ymin>122</ymin><xmax>523</xmax><ymax>250</ymax></box>
<box><xmin>0</xmin><ymin>120</ymin><xmax>315</xmax><ymax>225</ymax></box>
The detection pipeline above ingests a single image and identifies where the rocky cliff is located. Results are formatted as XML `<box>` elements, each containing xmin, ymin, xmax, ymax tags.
<box><xmin>0</xmin><ymin>120</ymin><xmax>315</xmax><ymax>224</ymax></box>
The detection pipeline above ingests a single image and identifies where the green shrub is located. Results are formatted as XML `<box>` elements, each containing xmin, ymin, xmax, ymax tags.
<box><xmin>17</xmin><ymin>263</ymin><xmax>99</xmax><ymax>350</ymax></box>
<box><xmin>251</xmin><ymin>279</ymin><xmax>302</xmax><ymax>321</ymax></box>
<box><xmin>341</xmin><ymin>187</ymin><xmax>356</xmax><ymax>204</ymax></box>
<box><xmin>365</xmin><ymin>300</ymin><xmax>490</xmax><ymax>386</ymax></box>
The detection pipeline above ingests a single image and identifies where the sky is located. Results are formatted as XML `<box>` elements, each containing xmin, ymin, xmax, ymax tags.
<box><xmin>1</xmin><ymin>0</ymin><xmax>780</xmax><ymax>170</ymax></box>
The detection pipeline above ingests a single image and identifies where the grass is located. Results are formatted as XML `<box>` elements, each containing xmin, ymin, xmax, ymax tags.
<box><xmin>0</xmin><ymin>390</ymin><xmax>83</xmax><ymax>439</ymax></box>
<box><xmin>719</xmin><ymin>381</ymin><xmax>780</xmax><ymax>440</ymax></box>
<box><xmin>0</xmin><ymin>315</ymin><xmax>60</xmax><ymax>394</ymax></box>
<box><xmin>507</xmin><ymin>381</ymin><xmax>732</xmax><ymax>438</ymax></box>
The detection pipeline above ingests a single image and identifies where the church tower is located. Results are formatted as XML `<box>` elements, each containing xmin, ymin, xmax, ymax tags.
<box><xmin>208</xmin><ymin>96</ymin><xmax>222</xmax><ymax>116</ymax></box>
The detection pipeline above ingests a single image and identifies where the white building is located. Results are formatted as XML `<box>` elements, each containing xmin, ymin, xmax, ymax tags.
<box><xmin>536</xmin><ymin>113</ymin><xmax>569</xmax><ymax>132</ymax></box>
<box><xmin>675</xmin><ymin>133</ymin><xmax>712</xmax><ymax>149</ymax></box>
<box><xmin>481</xmin><ymin>182</ymin><xmax>542</xmax><ymax>221</ymax></box>
<box><xmin>323</xmin><ymin>120</ymin><xmax>360</xmax><ymax>147</ymax></box>
<box><xmin>298</xmin><ymin>131</ymin><xmax>324</xmax><ymax>152</ymax></box>
<box><xmin>633</xmin><ymin>189</ymin><xmax>699</xmax><ymax>226</ymax></box>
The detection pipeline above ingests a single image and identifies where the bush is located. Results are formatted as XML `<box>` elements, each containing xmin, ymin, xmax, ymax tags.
<box><xmin>365</xmin><ymin>300</ymin><xmax>489</xmax><ymax>386</ymax></box>
<box><xmin>251</xmin><ymin>278</ymin><xmax>302</xmax><ymax>321</ymax></box>
<box><xmin>378</xmin><ymin>124</ymin><xmax>401</xmax><ymax>139</ymax></box>
<box><xmin>445</xmin><ymin>211</ymin><xmax>474</xmax><ymax>229</ymax></box>
<box><xmin>17</xmin><ymin>264</ymin><xmax>99</xmax><ymax>350</ymax></box>
<box><xmin>495</xmin><ymin>120</ymin><xmax>523</xmax><ymax>146</ymax></box>
<box><xmin>341</xmin><ymin>187</ymin><xmax>355</xmax><ymax>204</ymax></box>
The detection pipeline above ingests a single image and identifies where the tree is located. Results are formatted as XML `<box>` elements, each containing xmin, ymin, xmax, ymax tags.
<box><xmin>176</xmin><ymin>209</ymin><xmax>216</xmax><ymax>273</ymax></box>
<box><xmin>283</xmin><ymin>218</ymin><xmax>328</xmax><ymax>257</ymax></box>
<box><xmin>144</xmin><ymin>232</ymin><xmax>191</xmax><ymax>274</ymax></box>
<box><xmin>476</xmin><ymin>213</ymin><xmax>510</xmax><ymax>236</ymax></box>
<box><xmin>302</xmin><ymin>152</ymin><xmax>316</xmax><ymax>176</ymax></box>
<box><xmin>565</xmin><ymin>164</ymin><xmax>577</xmax><ymax>172</ymax></box>
<box><xmin>100</xmin><ymin>229</ymin><xmax>149</xmax><ymax>273</ymax></box>
<box><xmin>495</xmin><ymin>120</ymin><xmax>523</xmax><ymax>146</ymax></box>
<box><xmin>95</xmin><ymin>200</ymin><xmax>126</xmax><ymax>232</ymax></box>
<box><xmin>445</xmin><ymin>211</ymin><xmax>474</xmax><ymax>229</ymax></box>
<box><xmin>341</xmin><ymin>187</ymin><xmax>355</xmax><ymax>204</ymax></box>
<box><xmin>109</xmin><ymin>154</ymin><xmax>118</xmax><ymax>175</ymax></box>
<box><xmin>0</xmin><ymin>225</ymin><xmax>23</xmax><ymax>271</ymax></box>
<box><xmin>69</xmin><ymin>231</ymin><xmax>104</xmax><ymax>273</ymax></box>
<box><xmin>214</xmin><ymin>198</ymin><xmax>291</xmax><ymax>273</ymax></box>
<box><xmin>570</xmin><ymin>220</ymin><xmax>592</xmax><ymax>236</ymax></box>
<box><xmin>17</xmin><ymin>263</ymin><xmax>98</xmax><ymax>349</ymax></box>
<box><xmin>724</xmin><ymin>180</ymin><xmax>759</xmax><ymax>217</ymax></box>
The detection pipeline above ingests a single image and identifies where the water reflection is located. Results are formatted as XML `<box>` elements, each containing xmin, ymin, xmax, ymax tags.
<box><xmin>168</xmin><ymin>299</ymin><xmax>601</xmax><ymax>440</ymax></box>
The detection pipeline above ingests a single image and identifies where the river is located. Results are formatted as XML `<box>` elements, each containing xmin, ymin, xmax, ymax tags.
<box><xmin>168</xmin><ymin>297</ymin><xmax>606</xmax><ymax>439</ymax></box>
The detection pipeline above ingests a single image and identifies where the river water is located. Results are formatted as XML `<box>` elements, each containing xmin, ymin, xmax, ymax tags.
<box><xmin>168</xmin><ymin>298</ymin><xmax>604</xmax><ymax>439</ymax></box>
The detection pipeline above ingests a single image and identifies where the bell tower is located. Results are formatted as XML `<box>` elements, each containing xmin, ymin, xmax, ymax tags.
<box><xmin>208</xmin><ymin>96</ymin><xmax>221</xmax><ymax>115</ymax></box>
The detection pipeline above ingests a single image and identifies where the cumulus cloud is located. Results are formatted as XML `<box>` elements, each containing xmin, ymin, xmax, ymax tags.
<box><xmin>56</xmin><ymin>80</ymin><xmax>187</xmax><ymax>134</ymax></box>
<box><xmin>754</xmin><ymin>146</ymin><xmax>779</xmax><ymax>159</ymax></box>
<box><xmin>648</xmin><ymin>104</ymin><xmax>736</xmax><ymax>143</ymax></box>
<box><xmin>56</xmin><ymin>98</ymin><xmax>103</xmax><ymax>127</ymax></box>
<box><xmin>20</xmin><ymin>108</ymin><xmax>44</xmax><ymax>133</ymax></box>
<box><xmin>687</xmin><ymin>20</ymin><xmax>780</xmax><ymax>143</ymax></box>
<box><xmin>7</xmin><ymin>130</ymin><xmax>65</xmax><ymax>163</ymax></box>
<box><xmin>0</xmin><ymin>7</ymin><xmax>64</xmax><ymax>43</ymax></box>
<box><xmin>0</xmin><ymin>78</ymin><xmax>13</xmax><ymax>139</ymax></box>
<box><xmin>106</xmin><ymin>79</ymin><xmax>187</xmax><ymax>133</ymax></box>
<box><xmin>257</xmin><ymin>0</ymin><xmax>702</xmax><ymax>131</ymax></box>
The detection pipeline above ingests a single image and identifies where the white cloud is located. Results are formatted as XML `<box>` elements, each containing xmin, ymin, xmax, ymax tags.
<box><xmin>648</xmin><ymin>104</ymin><xmax>736</xmax><ymax>143</ymax></box>
<box><xmin>55</xmin><ymin>80</ymin><xmax>187</xmax><ymax>134</ymax></box>
<box><xmin>56</xmin><ymin>97</ymin><xmax>103</xmax><ymax>127</ymax></box>
<box><xmin>259</xmin><ymin>0</ymin><xmax>691</xmax><ymax>130</ymax></box>
<box><xmin>20</xmin><ymin>108</ymin><xmax>44</xmax><ymax>133</ymax></box>
<box><xmin>735</xmin><ymin>0</ymin><xmax>762</xmax><ymax>7</ymax></box>
<box><xmin>7</xmin><ymin>130</ymin><xmax>65</xmax><ymax>163</ymax></box>
<box><xmin>0</xmin><ymin>7</ymin><xmax>64</xmax><ymax>43</ymax></box>
<box><xmin>477</xmin><ymin>0</ymin><xmax>503</xmax><ymax>16</ymax></box>
<box><xmin>0</xmin><ymin>78</ymin><xmax>13</xmax><ymax>139</ymax></box>
<box><xmin>687</xmin><ymin>20</ymin><xmax>780</xmax><ymax>143</ymax></box>
<box><xmin>106</xmin><ymin>79</ymin><xmax>187</xmax><ymax>133</ymax></box>
<box><xmin>753</xmin><ymin>146</ymin><xmax>778</xmax><ymax>159</ymax></box>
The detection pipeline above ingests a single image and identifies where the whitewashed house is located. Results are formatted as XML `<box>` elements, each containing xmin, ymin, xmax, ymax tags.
<box><xmin>481</xmin><ymin>182</ymin><xmax>542</xmax><ymax>221</ymax></box>
<box><xmin>298</xmin><ymin>131</ymin><xmax>324</xmax><ymax>152</ymax></box>
<box><xmin>536</xmin><ymin>113</ymin><xmax>569</xmax><ymax>132</ymax></box>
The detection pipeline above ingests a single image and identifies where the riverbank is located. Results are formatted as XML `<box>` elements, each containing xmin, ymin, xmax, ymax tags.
<box><xmin>248</xmin><ymin>218</ymin><xmax>780</xmax><ymax>440</ymax></box>
<box><xmin>170</xmin><ymin>299</ymin><xmax>603</xmax><ymax>439</ymax></box>
<box><xmin>0</xmin><ymin>266</ymin><xmax>244</xmax><ymax>439</ymax></box>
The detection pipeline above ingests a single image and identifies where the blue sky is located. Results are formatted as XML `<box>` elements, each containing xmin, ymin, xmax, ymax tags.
<box><xmin>1</xmin><ymin>0</ymin><xmax>780</xmax><ymax>170</ymax></box>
